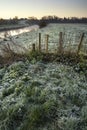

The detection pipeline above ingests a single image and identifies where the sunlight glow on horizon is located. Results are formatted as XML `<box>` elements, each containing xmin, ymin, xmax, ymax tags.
<box><xmin>0</xmin><ymin>0</ymin><xmax>87</xmax><ymax>19</ymax></box>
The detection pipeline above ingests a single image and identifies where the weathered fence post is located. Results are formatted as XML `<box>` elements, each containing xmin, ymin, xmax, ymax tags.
<box><xmin>58</xmin><ymin>32</ymin><xmax>63</xmax><ymax>54</ymax></box>
<box><xmin>46</xmin><ymin>34</ymin><xmax>49</xmax><ymax>53</ymax></box>
<box><xmin>32</xmin><ymin>43</ymin><xmax>35</xmax><ymax>51</ymax></box>
<box><xmin>77</xmin><ymin>33</ymin><xmax>84</xmax><ymax>55</ymax></box>
<box><xmin>39</xmin><ymin>33</ymin><xmax>41</xmax><ymax>52</ymax></box>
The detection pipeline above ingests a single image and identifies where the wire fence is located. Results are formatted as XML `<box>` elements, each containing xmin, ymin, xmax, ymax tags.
<box><xmin>30</xmin><ymin>32</ymin><xmax>87</xmax><ymax>54</ymax></box>
<box><xmin>0</xmin><ymin>30</ymin><xmax>87</xmax><ymax>55</ymax></box>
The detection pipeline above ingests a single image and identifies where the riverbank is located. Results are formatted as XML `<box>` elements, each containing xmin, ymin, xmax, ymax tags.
<box><xmin>0</xmin><ymin>24</ymin><xmax>32</xmax><ymax>32</ymax></box>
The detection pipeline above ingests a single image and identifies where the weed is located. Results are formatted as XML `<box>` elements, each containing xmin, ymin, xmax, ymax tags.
<box><xmin>2</xmin><ymin>86</ymin><xmax>15</xmax><ymax>97</ymax></box>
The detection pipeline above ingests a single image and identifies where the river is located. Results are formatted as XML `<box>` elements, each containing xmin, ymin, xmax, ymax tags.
<box><xmin>0</xmin><ymin>25</ymin><xmax>39</xmax><ymax>39</ymax></box>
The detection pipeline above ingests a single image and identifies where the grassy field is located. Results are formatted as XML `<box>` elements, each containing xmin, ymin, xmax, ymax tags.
<box><xmin>0</xmin><ymin>50</ymin><xmax>87</xmax><ymax>130</ymax></box>
<box><xmin>1</xmin><ymin>24</ymin><xmax>87</xmax><ymax>52</ymax></box>
<box><xmin>0</xmin><ymin>24</ymin><xmax>87</xmax><ymax>130</ymax></box>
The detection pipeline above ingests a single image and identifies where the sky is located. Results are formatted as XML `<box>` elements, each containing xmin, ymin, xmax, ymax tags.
<box><xmin>0</xmin><ymin>0</ymin><xmax>87</xmax><ymax>19</ymax></box>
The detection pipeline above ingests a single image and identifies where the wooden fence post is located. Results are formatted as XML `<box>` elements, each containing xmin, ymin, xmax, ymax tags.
<box><xmin>46</xmin><ymin>34</ymin><xmax>49</xmax><ymax>53</ymax></box>
<box><xmin>39</xmin><ymin>33</ymin><xmax>41</xmax><ymax>52</ymax></box>
<box><xmin>58</xmin><ymin>32</ymin><xmax>63</xmax><ymax>54</ymax></box>
<box><xmin>77</xmin><ymin>33</ymin><xmax>84</xmax><ymax>55</ymax></box>
<box><xmin>32</xmin><ymin>44</ymin><xmax>35</xmax><ymax>51</ymax></box>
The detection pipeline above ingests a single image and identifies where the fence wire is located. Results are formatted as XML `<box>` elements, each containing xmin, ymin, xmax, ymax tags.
<box><xmin>33</xmin><ymin>32</ymin><xmax>87</xmax><ymax>54</ymax></box>
<box><xmin>0</xmin><ymin>30</ymin><xmax>87</xmax><ymax>54</ymax></box>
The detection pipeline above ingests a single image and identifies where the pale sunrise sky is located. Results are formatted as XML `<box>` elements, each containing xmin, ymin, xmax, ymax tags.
<box><xmin>0</xmin><ymin>0</ymin><xmax>87</xmax><ymax>19</ymax></box>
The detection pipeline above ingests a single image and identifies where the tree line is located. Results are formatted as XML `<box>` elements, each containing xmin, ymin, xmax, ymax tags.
<box><xmin>0</xmin><ymin>16</ymin><xmax>87</xmax><ymax>25</ymax></box>
<box><xmin>0</xmin><ymin>16</ymin><xmax>19</xmax><ymax>25</ymax></box>
<box><xmin>29</xmin><ymin>16</ymin><xmax>87</xmax><ymax>24</ymax></box>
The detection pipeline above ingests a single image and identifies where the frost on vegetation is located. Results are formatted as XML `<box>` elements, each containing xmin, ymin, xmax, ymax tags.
<box><xmin>0</xmin><ymin>60</ymin><xmax>87</xmax><ymax>130</ymax></box>
<box><xmin>1</xmin><ymin>24</ymin><xmax>87</xmax><ymax>53</ymax></box>
<box><xmin>81</xmin><ymin>105</ymin><xmax>87</xmax><ymax>121</ymax></box>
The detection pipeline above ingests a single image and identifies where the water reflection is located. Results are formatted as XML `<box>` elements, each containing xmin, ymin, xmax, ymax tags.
<box><xmin>0</xmin><ymin>25</ymin><xmax>39</xmax><ymax>38</ymax></box>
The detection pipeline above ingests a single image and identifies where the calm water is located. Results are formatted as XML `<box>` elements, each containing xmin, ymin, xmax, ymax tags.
<box><xmin>0</xmin><ymin>25</ymin><xmax>39</xmax><ymax>38</ymax></box>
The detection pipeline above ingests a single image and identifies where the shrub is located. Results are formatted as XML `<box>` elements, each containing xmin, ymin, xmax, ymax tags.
<box><xmin>39</xmin><ymin>21</ymin><xmax>47</xmax><ymax>28</ymax></box>
<box><xmin>27</xmin><ymin>50</ymin><xmax>43</xmax><ymax>62</ymax></box>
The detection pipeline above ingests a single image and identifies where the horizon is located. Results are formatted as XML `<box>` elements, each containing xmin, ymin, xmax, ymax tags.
<box><xmin>0</xmin><ymin>0</ymin><xmax>87</xmax><ymax>19</ymax></box>
<box><xmin>1</xmin><ymin>16</ymin><xmax>87</xmax><ymax>20</ymax></box>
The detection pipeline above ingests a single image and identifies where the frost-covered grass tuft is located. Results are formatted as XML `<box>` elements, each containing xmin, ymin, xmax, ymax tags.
<box><xmin>0</xmin><ymin>58</ymin><xmax>87</xmax><ymax>130</ymax></box>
